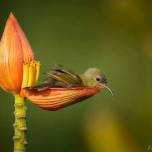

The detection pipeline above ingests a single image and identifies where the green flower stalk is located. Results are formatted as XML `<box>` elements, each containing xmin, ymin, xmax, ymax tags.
<box><xmin>13</xmin><ymin>95</ymin><xmax>27</xmax><ymax>151</ymax></box>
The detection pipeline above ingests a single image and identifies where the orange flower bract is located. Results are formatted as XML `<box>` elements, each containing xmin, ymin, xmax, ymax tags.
<box><xmin>23</xmin><ymin>87</ymin><xmax>100</xmax><ymax>111</ymax></box>
<box><xmin>0</xmin><ymin>13</ymin><xmax>35</xmax><ymax>93</ymax></box>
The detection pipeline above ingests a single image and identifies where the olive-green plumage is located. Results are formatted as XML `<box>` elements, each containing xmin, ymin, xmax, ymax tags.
<box><xmin>80</xmin><ymin>68</ymin><xmax>107</xmax><ymax>87</ymax></box>
<box><xmin>46</xmin><ymin>65</ymin><xmax>107</xmax><ymax>88</ymax></box>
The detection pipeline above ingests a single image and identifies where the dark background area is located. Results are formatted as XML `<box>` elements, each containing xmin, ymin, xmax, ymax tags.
<box><xmin>0</xmin><ymin>0</ymin><xmax>152</xmax><ymax>152</ymax></box>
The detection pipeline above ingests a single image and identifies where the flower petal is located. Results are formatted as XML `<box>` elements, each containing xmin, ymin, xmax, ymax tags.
<box><xmin>0</xmin><ymin>13</ymin><xmax>34</xmax><ymax>93</ymax></box>
<box><xmin>23</xmin><ymin>87</ymin><xmax>101</xmax><ymax>111</ymax></box>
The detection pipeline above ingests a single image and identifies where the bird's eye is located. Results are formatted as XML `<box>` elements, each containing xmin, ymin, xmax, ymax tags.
<box><xmin>96</xmin><ymin>77</ymin><xmax>101</xmax><ymax>82</ymax></box>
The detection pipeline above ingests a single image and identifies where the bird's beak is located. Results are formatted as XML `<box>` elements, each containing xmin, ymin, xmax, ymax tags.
<box><xmin>104</xmin><ymin>85</ymin><xmax>113</xmax><ymax>96</ymax></box>
<box><xmin>100</xmin><ymin>84</ymin><xmax>113</xmax><ymax>96</ymax></box>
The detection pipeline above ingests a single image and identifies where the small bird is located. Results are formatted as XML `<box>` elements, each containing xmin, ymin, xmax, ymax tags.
<box><xmin>24</xmin><ymin>65</ymin><xmax>112</xmax><ymax>111</ymax></box>
<box><xmin>26</xmin><ymin>64</ymin><xmax>112</xmax><ymax>94</ymax></box>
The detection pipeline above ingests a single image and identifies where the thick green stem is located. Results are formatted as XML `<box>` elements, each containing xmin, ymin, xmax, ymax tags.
<box><xmin>13</xmin><ymin>94</ymin><xmax>27</xmax><ymax>152</ymax></box>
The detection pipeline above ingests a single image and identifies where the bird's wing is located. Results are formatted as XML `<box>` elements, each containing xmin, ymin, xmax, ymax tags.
<box><xmin>47</xmin><ymin>65</ymin><xmax>84</xmax><ymax>87</ymax></box>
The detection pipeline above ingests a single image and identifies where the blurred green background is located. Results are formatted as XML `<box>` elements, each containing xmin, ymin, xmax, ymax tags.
<box><xmin>0</xmin><ymin>0</ymin><xmax>152</xmax><ymax>152</ymax></box>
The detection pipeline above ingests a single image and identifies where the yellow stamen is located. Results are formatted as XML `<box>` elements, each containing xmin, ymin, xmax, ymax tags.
<box><xmin>21</xmin><ymin>64</ymin><xmax>30</xmax><ymax>88</ymax></box>
<box><xmin>27</xmin><ymin>62</ymin><xmax>36</xmax><ymax>86</ymax></box>
<box><xmin>21</xmin><ymin>60</ymin><xmax>40</xmax><ymax>89</ymax></box>
<box><xmin>35</xmin><ymin>61</ymin><xmax>40</xmax><ymax>83</ymax></box>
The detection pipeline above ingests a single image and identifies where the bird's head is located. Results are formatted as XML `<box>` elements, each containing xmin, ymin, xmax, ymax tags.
<box><xmin>81</xmin><ymin>68</ymin><xmax>113</xmax><ymax>95</ymax></box>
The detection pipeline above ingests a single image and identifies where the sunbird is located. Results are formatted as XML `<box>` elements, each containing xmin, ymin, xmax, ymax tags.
<box><xmin>27</xmin><ymin>64</ymin><xmax>111</xmax><ymax>91</ymax></box>
<box><xmin>24</xmin><ymin>65</ymin><xmax>112</xmax><ymax>110</ymax></box>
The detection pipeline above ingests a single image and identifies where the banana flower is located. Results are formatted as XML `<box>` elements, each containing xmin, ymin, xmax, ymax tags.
<box><xmin>0</xmin><ymin>13</ymin><xmax>111</xmax><ymax>152</ymax></box>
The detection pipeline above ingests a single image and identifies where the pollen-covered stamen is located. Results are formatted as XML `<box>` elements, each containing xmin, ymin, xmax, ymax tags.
<box><xmin>21</xmin><ymin>60</ymin><xmax>40</xmax><ymax>89</ymax></box>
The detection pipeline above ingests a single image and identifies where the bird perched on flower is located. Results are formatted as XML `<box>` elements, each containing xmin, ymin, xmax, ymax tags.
<box><xmin>26</xmin><ymin>64</ymin><xmax>109</xmax><ymax>90</ymax></box>
<box><xmin>24</xmin><ymin>65</ymin><xmax>112</xmax><ymax>111</ymax></box>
